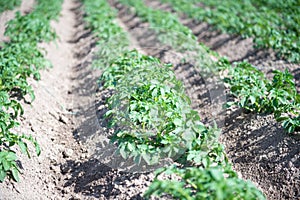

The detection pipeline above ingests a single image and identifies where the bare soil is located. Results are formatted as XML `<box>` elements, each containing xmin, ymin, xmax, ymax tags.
<box><xmin>1</xmin><ymin>0</ymin><xmax>299</xmax><ymax>200</ymax></box>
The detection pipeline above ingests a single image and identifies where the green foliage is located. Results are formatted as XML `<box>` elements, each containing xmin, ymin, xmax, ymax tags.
<box><xmin>5</xmin><ymin>12</ymin><xmax>57</xmax><ymax>43</ymax></box>
<box><xmin>161</xmin><ymin>0</ymin><xmax>300</xmax><ymax>62</ymax></box>
<box><xmin>218</xmin><ymin>58</ymin><xmax>300</xmax><ymax>133</ymax></box>
<box><xmin>0</xmin><ymin>151</ymin><xmax>19</xmax><ymax>182</ymax></box>
<box><xmin>0</xmin><ymin>0</ymin><xmax>62</xmax><ymax>182</ymax></box>
<box><xmin>84</xmin><ymin>0</ymin><xmax>264</xmax><ymax>198</ymax></box>
<box><xmin>34</xmin><ymin>0</ymin><xmax>63</xmax><ymax>21</ymax></box>
<box><xmin>101</xmin><ymin>50</ymin><xmax>225</xmax><ymax>166</ymax></box>
<box><xmin>119</xmin><ymin>0</ymin><xmax>197</xmax><ymax>52</ymax></box>
<box><xmin>82</xmin><ymin>0</ymin><xmax>129</xmax><ymax>69</ymax></box>
<box><xmin>0</xmin><ymin>42</ymin><xmax>52</xmax><ymax>99</ymax></box>
<box><xmin>145</xmin><ymin>165</ymin><xmax>265</xmax><ymax>200</ymax></box>
<box><xmin>118</xmin><ymin>0</ymin><xmax>218</xmax><ymax>79</ymax></box>
<box><xmin>0</xmin><ymin>0</ymin><xmax>21</xmax><ymax>13</ymax></box>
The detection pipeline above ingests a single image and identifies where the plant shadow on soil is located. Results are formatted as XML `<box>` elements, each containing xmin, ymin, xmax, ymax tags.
<box><xmin>61</xmin><ymin>158</ymin><xmax>147</xmax><ymax>199</ymax></box>
<box><xmin>222</xmin><ymin>108</ymin><xmax>300</xmax><ymax>199</ymax></box>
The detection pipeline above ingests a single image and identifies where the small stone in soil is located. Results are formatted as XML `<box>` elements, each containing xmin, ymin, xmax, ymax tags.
<box><xmin>50</xmin><ymin>165</ymin><xmax>61</xmax><ymax>173</ymax></box>
<box><xmin>59</xmin><ymin>115</ymin><xmax>68</xmax><ymax>124</ymax></box>
<box><xmin>63</xmin><ymin>148</ymin><xmax>74</xmax><ymax>158</ymax></box>
<box><xmin>80</xmin><ymin>153</ymin><xmax>87</xmax><ymax>159</ymax></box>
<box><xmin>61</xmin><ymin>165</ymin><xmax>70</xmax><ymax>174</ymax></box>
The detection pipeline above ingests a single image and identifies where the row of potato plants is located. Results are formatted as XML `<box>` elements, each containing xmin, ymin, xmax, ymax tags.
<box><xmin>0</xmin><ymin>0</ymin><xmax>63</xmax><ymax>182</ymax></box>
<box><xmin>160</xmin><ymin>0</ymin><xmax>300</xmax><ymax>63</ymax></box>
<box><xmin>218</xmin><ymin>59</ymin><xmax>300</xmax><ymax>133</ymax></box>
<box><xmin>82</xmin><ymin>0</ymin><xmax>129</xmax><ymax>68</ymax></box>
<box><xmin>102</xmin><ymin>50</ymin><xmax>265</xmax><ymax>199</ymax></box>
<box><xmin>0</xmin><ymin>0</ymin><xmax>21</xmax><ymax>13</ymax></box>
<box><xmin>118</xmin><ymin>0</ymin><xmax>218</xmax><ymax>88</ymax></box>
<box><xmin>118</xmin><ymin>0</ymin><xmax>213</xmax><ymax>56</ymax></box>
<box><xmin>119</xmin><ymin>0</ymin><xmax>300</xmax><ymax>134</ymax></box>
<box><xmin>82</xmin><ymin>0</ymin><xmax>265</xmax><ymax>199</ymax></box>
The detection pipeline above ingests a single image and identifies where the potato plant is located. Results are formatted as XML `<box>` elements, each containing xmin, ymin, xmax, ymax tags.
<box><xmin>0</xmin><ymin>0</ymin><xmax>63</xmax><ymax>182</ymax></box>
<box><xmin>99</xmin><ymin>49</ymin><xmax>264</xmax><ymax>198</ymax></box>
<box><xmin>100</xmin><ymin>50</ymin><xmax>225</xmax><ymax>166</ymax></box>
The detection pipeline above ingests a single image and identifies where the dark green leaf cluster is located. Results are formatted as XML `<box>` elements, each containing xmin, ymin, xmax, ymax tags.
<box><xmin>0</xmin><ymin>0</ymin><xmax>21</xmax><ymax>13</ymax></box>
<box><xmin>5</xmin><ymin>12</ymin><xmax>56</xmax><ymax>43</ymax></box>
<box><xmin>218</xmin><ymin>58</ymin><xmax>300</xmax><ymax>133</ymax></box>
<box><xmin>161</xmin><ymin>0</ymin><xmax>300</xmax><ymax>62</ymax></box>
<box><xmin>0</xmin><ymin>0</ymin><xmax>62</xmax><ymax>182</ymax></box>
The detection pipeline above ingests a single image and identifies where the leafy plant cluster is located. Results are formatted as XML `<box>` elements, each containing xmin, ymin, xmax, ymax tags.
<box><xmin>101</xmin><ymin>50</ymin><xmax>226</xmax><ymax>167</ymax></box>
<box><xmin>82</xmin><ymin>0</ymin><xmax>265</xmax><ymax>198</ymax></box>
<box><xmin>0</xmin><ymin>0</ymin><xmax>21</xmax><ymax>13</ymax></box>
<box><xmin>218</xmin><ymin>58</ymin><xmax>300</xmax><ymax>133</ymax></box>
<box><xmin>0</xmin><ymin>0</ymin><xmax>63</xmax><ymax>182</ymax></box>
<box><xmin>160</xmin><ymin>0</ymin><xmax>300</xmax><ymax>62</ymax></box>
<box><xmin>82</xmin><ymin>0</ymin><xmax>129</xmax><ymax>69</ymax></box>
<box><xmin>118</xmin><ymin>0</ymin><xmax>218</xmax><ymax>77</ymax></box>
<box><xmin>119</xmin><ymin>0</ymin><xmax>198</xmax><ymax>52</ymax></box>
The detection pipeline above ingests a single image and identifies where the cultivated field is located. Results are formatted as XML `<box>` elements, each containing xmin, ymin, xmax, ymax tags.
<box><xmin>0</xmin><ymin>0</ymin><xmax>299</xmax><ymax>199</ymax></box>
